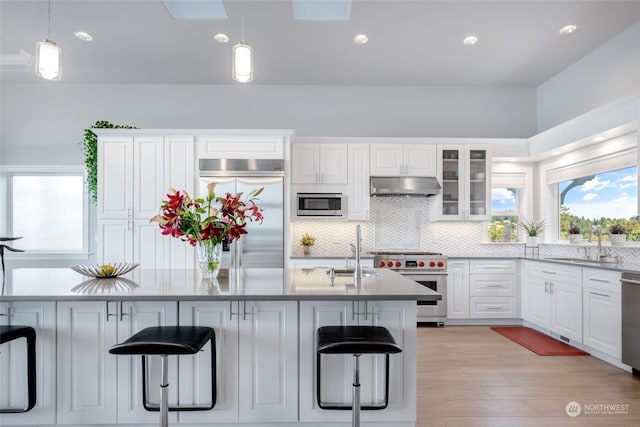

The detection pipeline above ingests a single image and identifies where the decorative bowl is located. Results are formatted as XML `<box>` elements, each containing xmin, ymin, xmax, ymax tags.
<box><xmin>71</xmin><ymin>263</ymin><xmax>138</xmax><ymax>278</ymax></box>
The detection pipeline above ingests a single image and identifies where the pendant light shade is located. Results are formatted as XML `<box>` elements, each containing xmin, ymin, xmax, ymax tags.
<box><xmin>35</xmin><ymin>39</ymin><xmax>61</xmax><ymax>81</ymax></box>
<box><xmin>232</xmin><ymin>42</ymin><xmax>253</xmax><ymax>83</ymax></box>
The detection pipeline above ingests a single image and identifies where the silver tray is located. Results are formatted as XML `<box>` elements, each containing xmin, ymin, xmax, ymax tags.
<box><xmin>71</xmin><ymin>263</ymin><xmax>138</xmax><ymax>278</ymax></box>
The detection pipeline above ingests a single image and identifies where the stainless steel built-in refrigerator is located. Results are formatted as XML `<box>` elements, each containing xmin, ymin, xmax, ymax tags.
<box><xmin>199</xmin><ymin>159</ymin><xmax>285</xmax><ymax>268</ymax></box>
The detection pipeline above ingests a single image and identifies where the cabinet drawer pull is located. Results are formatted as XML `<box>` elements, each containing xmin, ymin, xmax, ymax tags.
<box><xmin>229</xmin><ymin>300</ymin><xmax>239</xmax><ymax>320</ymax></box>
<box><xmin>484</xmin><ymin>306</ymin><xmax>502</xmax><ymax>310</ymax></box>
<box><xmin>484</xmin><ymin>285</ymin><xmax>504</xmax><ymax>288</ymax></box>
<box><xmin>590</xmin><ymin>292</ymin><xmax>610</xmax><ymax>298</ymax></box>
<box><xmin>119</xmin><ymin>301</ymin><xmax>129</xmax><ymax>321</ymax></box>
<box><xmin>106</xmin><ymin>302</ymin><xmax>115</xmax><ymax>322</ymax></box>
<box><xmin>589</xmin><ymin>278</ymin><xmax>611</xmax><ymax>284</ymax></box>
<box><xmin>542</xmin><ymin>270</ymin><xmax>556</xmax><ymax>275</ymax></box>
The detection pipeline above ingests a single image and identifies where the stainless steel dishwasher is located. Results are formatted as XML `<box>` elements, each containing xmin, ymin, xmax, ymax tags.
<box><xmin>621</xmin><ymin>272</ymin><xmax>640</xmax><ymax>376</ymax></box>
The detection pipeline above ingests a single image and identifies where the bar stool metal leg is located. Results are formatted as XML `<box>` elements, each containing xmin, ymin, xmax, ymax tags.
<box><xmin>352</xmin><ymin>354</ymin><xmax>361</xmax><ymax>427</ymax></box>
<box><xmin>160</xmin><ymin>355</ymin><xmax>168</xmax><ymax>427</ymax></box>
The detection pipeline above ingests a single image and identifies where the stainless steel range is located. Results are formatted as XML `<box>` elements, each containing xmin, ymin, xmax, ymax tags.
<box><xmin>371</xmin><ymin>251</ymin><xmax>447</xmax><ymax>326</ymax></box>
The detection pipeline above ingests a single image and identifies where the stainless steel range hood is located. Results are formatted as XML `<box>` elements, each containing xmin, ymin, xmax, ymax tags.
<box><xmin>370</xmin><ymin>176</ymin><xmax>441</xmax><ymax>197</ymax></box>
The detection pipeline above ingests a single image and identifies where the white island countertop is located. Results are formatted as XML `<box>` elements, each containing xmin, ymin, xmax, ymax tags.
<box><xmin>1</xmin><ymin>267</ymin><xmax>442</xmax><ymax>302</ymax></box>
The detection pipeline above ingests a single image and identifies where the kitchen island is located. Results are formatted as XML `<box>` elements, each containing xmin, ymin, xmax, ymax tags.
<box><xmin>1</xmin><ymin>268</ymin><xmax>438</xmax><ymax>427</ymax></box>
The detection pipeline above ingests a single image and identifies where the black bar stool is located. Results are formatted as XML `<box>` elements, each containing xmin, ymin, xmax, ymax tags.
<box><xmin>109</xmin><ymin>326</ymin><xmax>216</xmax><ymax>427</ymax></box>
<box><xmin>316</xmin><ymin>325</ymin><xmax>402</xmax><ymax>427</ymax></box>
<box><xmin>0</xmin><ymin>325</ymin><xmax>36</xmax><ymax>413</ymax></box>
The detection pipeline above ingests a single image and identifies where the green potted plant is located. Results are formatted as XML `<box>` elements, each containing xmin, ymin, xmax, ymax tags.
<box><xmin>609</xmin><ymin>224</ymin><xmax>626</xmax><ymax>246</ymax></box>
<box><xmin>300</xmin><ymin>233</ymin><xmax>316</xmax><ymax>255</ymax></box>
<box><xmin>568</xmin><ymin>225</ymin><xmax>582</xmax><ymax>244</ymax></box>
<box><xmin>519</xmin><ymin>218</ymin><xmax>546</xmax><ymax>246</ymax></box>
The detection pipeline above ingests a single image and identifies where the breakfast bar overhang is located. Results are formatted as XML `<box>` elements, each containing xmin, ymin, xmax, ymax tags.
<box><xmin>0</xmin><ymin>268</ymin><xmax>440</xmax><ymax>427</ymax></box>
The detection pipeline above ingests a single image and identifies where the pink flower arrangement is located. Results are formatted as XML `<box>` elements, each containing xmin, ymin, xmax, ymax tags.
<box><xmin>150</xmin><ymin>182</ymin><xmax>264</xmax><ymax>246</ymax></box>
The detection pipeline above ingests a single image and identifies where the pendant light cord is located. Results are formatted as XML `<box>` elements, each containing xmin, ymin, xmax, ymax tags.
<box><xmin>241</xmin><ymin>12</ymin><xmax>245</xmax><ymax>42</ymax></box>
<box><xmin>47</xmin><ymin>0</ymin><xmax>52</xmax><ymax>40</ymax></box>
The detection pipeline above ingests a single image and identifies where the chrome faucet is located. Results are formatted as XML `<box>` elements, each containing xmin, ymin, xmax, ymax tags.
<box><xmin>589</xmin><ymin>226</ymin><xmax>606</xmax><ymax>260</ymax></box>
<box><xmin>354</xmin><ymin>225</ymin><xmax>363</xmax><ymax>281</ymax></box>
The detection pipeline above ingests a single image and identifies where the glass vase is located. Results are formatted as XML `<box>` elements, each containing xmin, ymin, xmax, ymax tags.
<box><xmin>197</xmin><ymin>240</ymin><xmax>223</xmax><ymax>278</ymax></box>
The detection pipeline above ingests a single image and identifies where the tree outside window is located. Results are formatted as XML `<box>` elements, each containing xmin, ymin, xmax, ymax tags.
<box><xmin>559</xmin><ymin>166</ymin><xmax>639</xmax><ymax>241</ymax></box>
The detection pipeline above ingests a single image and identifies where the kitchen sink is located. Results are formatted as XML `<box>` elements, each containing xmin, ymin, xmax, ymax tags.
<box><xmin>326</xmin><ymin>268</ymin><xmax>378</xmax><ymax>277</ymax></box>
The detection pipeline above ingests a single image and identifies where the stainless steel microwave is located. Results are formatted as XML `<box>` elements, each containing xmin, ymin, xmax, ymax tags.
<box><xmin>296</xmin><ymin>193</ymin><xmax>343</xmax><ymax>217</ymax></box>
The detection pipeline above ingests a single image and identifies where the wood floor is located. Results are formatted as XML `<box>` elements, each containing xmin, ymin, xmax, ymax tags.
<box><xmin>417</xmin><ymin>326</ymin><xmax>640</xmax><ymax>426</ymax></box>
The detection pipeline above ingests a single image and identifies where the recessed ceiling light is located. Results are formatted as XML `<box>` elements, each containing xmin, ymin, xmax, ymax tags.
<box><xmin>214</xmin><ymin>33</ymin><xmax>229</xmax><ymax>43</ymax></box>
<box><xmin>354</xmin><ymin>34</ymin><xmax>368</xmax><ymax>44</ymax></box>
<box><xmin>559</xmin><ymin>25</ymin><xmax>577</xmax><ymax>35</ymax></box>
<box><xmin>462</xmin><ymin>35</ymin><xmax>478</xmax><ymax>46</ymax></box>
<box><xmin>592</xmin><ymin>135</ymin><xmax>605</xmax><ymax>142</ymax></box>
<box><xmin>73</xmin><ymin>31</ymin><xmax>93</xmax><ymax>42</ymax></box>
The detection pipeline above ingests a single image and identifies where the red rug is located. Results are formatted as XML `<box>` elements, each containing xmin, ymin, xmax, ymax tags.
<box><xmin>491</xmin><ymin>326</ymin><xmax>589</xmax><ymax>356</ymax></box>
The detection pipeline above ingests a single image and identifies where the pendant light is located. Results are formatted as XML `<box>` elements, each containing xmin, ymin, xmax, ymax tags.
<box><xmin>232</xmin><ymin>14</ymin><xmax>252</xmax><ymax>83</ymax></box>
<box><xmin>35</xmin><ymin>0</ymin><xmax>61</xmax><ymax>81</ymax></box>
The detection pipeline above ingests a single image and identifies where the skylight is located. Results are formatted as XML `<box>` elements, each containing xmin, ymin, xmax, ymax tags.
<box><xmin>162</xmin><ymin>0</ymin><xmax>228</xmax><ymax>19</ymax></box>
<box><xmin>293</xmin><ymin>0</ymin><xmax>351</xmax><ymax>21</ymax></box>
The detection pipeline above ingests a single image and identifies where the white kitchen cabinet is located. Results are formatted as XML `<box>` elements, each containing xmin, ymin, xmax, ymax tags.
<box><xmin>56</xmin><ymin>301</ymin><xmax>118</xmax><ymax>425</ymax></box>
<box><xmin>179</xmin><ymin>300</ymin><xmax>297</xmax><ymax>423</ymax></box>
<box><xmin>347</xmin><ymin>143</ymin><xmax>370</xmax><ymax>220</ymax></box>
<box><xmin>0</xmin><ymin>302</ymin><xmax>56</xmax><ymax>426</ymax></box>
<box><xmin>56</xmin><ymin>301</ymin><xmax>177</xmax><ymax>425</ymax></box>
<box><xmin>582</xmin><ymin>268</ymin><xmax>621</xmax><ymax>359</ymax></box>
<box><xmin>196</xmin><ymin>134</ymin><xmax>285</xmax><ymax>160</ymax></box>
<box><xmin>436</xmin><ymin>145</ymin><xmax>490</xmax><ymax>221</ymax></box>
<box><xmin>446</xmin><ymin>260</ymin><xmax>470</xmax><ymax>319</ymax></box>
<box><xmin>299</xmin><ymin>300</ymin><xmax>416</xmax><ymax>423</ymax></box>
<box><xmin>370</xmin><ymin>144</ymin><xmax>437</xmax><ymax>177</ymax></box>
<box><xmin>522</xmin><ymin>261</ymin><xmax>582</xmax><ymax>343</ymax></box>
<box><xmin>97</xmin><ymin>135</ymin><xmax>195</xmax><ymax>269</ymax></box>
<box><xmin>97</xmin><ymin>136</ymin><xmax>134</xmax><ymax>219</ymax></box>
<box><xmin>291</xmin><ymin>143</ymin><xmax>348</xmax><ymax>184</ymax></box>
<box><xmin>238</xmin><ymin>301</ymin><xmax>298</xmax><ymax>422</ymax></box>
<box><xmin>469</xmin><ymin>260</ymin><xmax>519</xmax><ymax>319</ymax></box>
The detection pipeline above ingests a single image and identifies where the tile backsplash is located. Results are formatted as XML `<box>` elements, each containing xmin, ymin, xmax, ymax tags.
<box><xmin>290</xmin><ymin>196</ymin><xmax>640</xmax><ymax>260</ymax></box>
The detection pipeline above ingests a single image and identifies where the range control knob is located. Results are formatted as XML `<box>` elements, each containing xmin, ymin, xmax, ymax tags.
<box><xmin>379</xmin><ymin>261</ymin><xmax>386</xmax><ymax>268</ymax></box>
<box><xmin>387</xmin><ymin>261</ymin><xmax>394</xmax><ymax>267</ymax></box>
<box><xmin>437</xmin><ymin>261</ymin><xmax>444</xmax><ymax>267</ymax></box>
<box><xmin>418</xmin><ymin>261</ymin><xmax>425</xmax><ymax>267</ymax></box>
<box><xmin>429</xmin><ymin>261</ymin><xmax>436</xmax><ymax>267</ymax></box>
<box><xmin>395</xmin><ymin>261</ymin><xmax>402</xmax><ymax>267</ymax></box>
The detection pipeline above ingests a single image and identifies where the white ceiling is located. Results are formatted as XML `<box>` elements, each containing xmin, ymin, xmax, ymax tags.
<box><xmin>1</xmin><ymin>0</ymin><xmax>640</xmax><ymax>86</ymax></box>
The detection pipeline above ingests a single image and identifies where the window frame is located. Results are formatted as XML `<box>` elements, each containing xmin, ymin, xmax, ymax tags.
<box><xmin>538</xmin><ymin>139</ymin><xmax>638</xmax><ymax>244</ymax></box>
<box><xmin>1</xmin><ymin>165</ymin><xmax>90</xmax><ymax>259</ymax></box>
<box><xmin>489</xmin><ymin>164</ymin><xmax>534</xmax><ymax>243</ymax></box>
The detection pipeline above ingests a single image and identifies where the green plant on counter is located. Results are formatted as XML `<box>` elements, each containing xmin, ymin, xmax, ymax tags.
<box><xmin>81</xmin><ymin>120</ymin><xmax>137</xmax><ymax>204</ymax></box>
<box><xmin>609</xmin><ymin>224</ymin><xmax>626</xmax><ymax>235</ymax></box>
<box><xmin>300</xmin><ymin>233</ymin><xmax>316</xmax><ymax>246</ymax></box>
<box><xmin>519</xmin><ymin>218</ymin><xmax>546</xmax><ymax>237</ymax></box>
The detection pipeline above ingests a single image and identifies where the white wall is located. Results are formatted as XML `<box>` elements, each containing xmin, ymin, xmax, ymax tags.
<box><xmin>537</xmin><ymin>21</ymin><xmax>640</xmax><ymax>132</ymax></box>
<box><xmin>0</xmin><ymin>83</ymin><xmax>536</xmax><ymax>164</ymax></box>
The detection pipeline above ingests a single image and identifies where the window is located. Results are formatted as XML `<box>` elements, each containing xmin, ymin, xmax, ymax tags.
<box><xmin>4</xmin><ymin>167</ymin><xmax>88</xmax><ymax>254</ymax></box>
<box><xmin>489</xmin><ymin>188</ymin><xmax>519</xmax><ymax>242</ymax></box>
<box><xmin>487</xmin><ymin>170</ymin><xmax>528</xmax><ymax>242</ymax></box>
<box><xmin>559</xmin><ymin>166</ymin><xmax>639</xmax><ymax>242</ymax></box>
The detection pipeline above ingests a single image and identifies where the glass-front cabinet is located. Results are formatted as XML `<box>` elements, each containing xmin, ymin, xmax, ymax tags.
<box><xmin>437</xmin><ymin>145</ymin><xmax>491</xmax><ymax>221</ymax></box>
